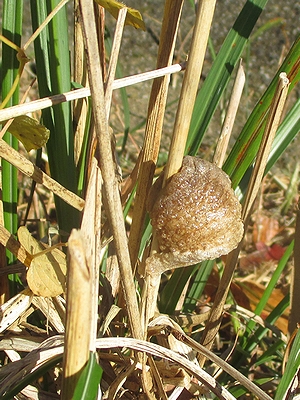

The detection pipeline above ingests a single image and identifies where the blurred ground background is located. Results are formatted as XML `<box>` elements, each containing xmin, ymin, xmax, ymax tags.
<box><xmin>116</xmin><ymin>0</ymin><xmax>299</xmax><ymax>167</ymax></box>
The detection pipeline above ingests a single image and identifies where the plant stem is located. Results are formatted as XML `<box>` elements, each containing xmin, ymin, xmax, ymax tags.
<box><xmin>62</xmin><ymin>229</ymin><xmax>92</xmax><ymax>400</ymax></box>
<box><xmin>213</xmin><ymin>60</ymin><xmax>245</xmax><ymax>167</ymax></box>
<box><xmin>127</xmin><ymin>0</ymin><xmax>185</xmax><ymax>268</ymax></box>
<box><xmin>79</xmin><ymin>0</ymin><xmax>142</xmax><ymax>340</ymax></box>
<box><xmin>163</xmin><ymin>0</ymin><xmax>217</xmax><ymax>184</ymax></box>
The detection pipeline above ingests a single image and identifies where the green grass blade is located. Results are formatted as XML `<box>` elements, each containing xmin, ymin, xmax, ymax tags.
<box><xmin>254</xmin><ymin>338</ymin><xmax>285</xmax><ymax>367</ymax></box>
<box><xmin>238</xmin><ymin>95</ymin><xmax>300</xmax><ymax>196</ymax></box>
<box><xmin>186</xmin><ymin>0</ymin><xmax>269</xmax><ymax>155</ymax></box>
<box><xmin>183</xmin><ymin>260</ymin><xmax>216</xmax><ymax>313</ymax></box>
<box><xmin>250</xmin><ymin>17</ymin><xmax>284</xmax><ymax>42</ymax></box>
<box><xmin>73</xmin><ymin>352</ymin><xmax>103</xmax><ymax>400</ymax></box>
<box><xmin>275</xmin><ymin>328</ymin><xmax>300</xmax><ymax>400</ymax></box>
<box><xmin>71</xmin><ymin>82</ymin><xmax>92</xmax><ymax>196</ymax></box>
<box><xmin>159</xmin><ymin>260</ymin><xmax>216</xmax><ymax>315</ymax></box>
<box><xmin>245</xmin><ymin>241</ymin><xmax>293</xmax><ymax>338</ymax></box>
<box><xmin>227</xmin><ymin>244</ymin><xmax>292</xmax><ymax>374</ymax></box>
<box><xmin>1</xmin><ymin>0</ymin><xmax>23</xmax><ymax>279</ymax></box>
<box><xmin>230</xmin><ymin>242</ymin><xmax>293</xmax><ymax>371</ymax></box>
<box><xmin>223</xmin><ymin>34</ymin><xmax>300</xmax><ymax>188</ymax></box>
<box><xmin>1</xmin><ymin>354</ymin><xmax>62</xmax><ymax>400</ymax></box>
<box><xmin>1</xmin><ymin>0</ymin><xmax>23</xmax><ymax>233</ymax></box>
<box><xmin>30</xmin><ymin>0</ymin><xmax>80</xmax><ymax>235</ymax></box>
<box><xmin>244</xmin><ymin>293</ymin><xmax>290</xmax><ymax>354</ymax></box>
<box><xmin>158</xmin><ymin>265</ymin><xmax>197</xmax><ymax>315</ymax></box>
<box><xmin>229</xmin><ymin>293</ymin><xmax>290</xmax><ymax>380</ymax></box>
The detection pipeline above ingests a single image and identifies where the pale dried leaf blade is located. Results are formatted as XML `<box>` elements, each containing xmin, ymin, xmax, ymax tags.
<box><xmin>0</xmin><ymin>288</ymin><xmax>33</xmax><ymax>332</ymax></box>
<box><xmin>95</xmin><ymin>337</ymin><xmax>238</xmax><ymax>400</ymax></box>
<box><xmin>18</xmin><ymin>227</ymin><xmax>66</xmax><ymax>297</ymax></box>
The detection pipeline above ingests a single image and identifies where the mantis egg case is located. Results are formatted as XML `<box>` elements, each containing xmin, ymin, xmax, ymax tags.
<box><xmin>146</xmin><ymin>156</ymin><xmax>244</xmax><ymax>275</ymax></box>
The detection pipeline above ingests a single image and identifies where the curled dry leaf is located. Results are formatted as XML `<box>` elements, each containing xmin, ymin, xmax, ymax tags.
<box><xmin>146</xmin><ymin>156</ymin><xmax>244</xmax><ymax>275</ymax></box>
<box><xmin>18</xmin><ymin>226</ymin><xmax>66</xmax><ymax>297</ymax></box>
<box><xmin>6</xmin><ymin>115</ymin><xmax>50</xmax><ymax>152</ymax></box>
<box><xmin>94</xmin><ymin>0</ymin><xmax>146</xmax><ymax>30</ymax></box>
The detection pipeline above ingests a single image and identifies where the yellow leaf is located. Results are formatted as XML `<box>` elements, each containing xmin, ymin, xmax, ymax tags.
<box><xmin>94</xmin><ymin>0</ymin><xmax>146</xmax><ymax>30</ymax></box>
<box><xmin>7</xmin><ymin>115</ymin><xmax>50</xmax><ymax>152</ymax></box>
<box><xmin>18</xmin><ymin>226</ymin><xmax>66</xmax><ymax>297</ymax></box>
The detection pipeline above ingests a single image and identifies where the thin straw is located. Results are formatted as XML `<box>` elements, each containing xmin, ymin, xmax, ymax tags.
<box><xmin>0</xmin><ymin>63</ymin><xmax>185</xmax><ymax>122</ymax></box>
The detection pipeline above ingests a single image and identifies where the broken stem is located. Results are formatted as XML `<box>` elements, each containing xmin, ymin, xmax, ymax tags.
<box><xmin>213</xmin><ymin>60</ymin><xmax>245</xmax><ymax>167</ymax></box>
<box><xmin>199</xmin><ymin>72</ymin><xmax>290</xmax><ymax>365</ymax></box>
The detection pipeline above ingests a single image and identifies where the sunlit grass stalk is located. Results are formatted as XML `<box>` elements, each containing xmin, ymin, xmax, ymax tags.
<box><xmin>128</xmin><ymin>0</ymin><xmax>184</xmax><ymax>270</ymax></box>
<box><xmin>164</xmin><ymin>0</ymin><xmax>217</xmax><ymax>182</ymax></box>
<box><xmin>213</xmin><ymin>60</ymin><xmax>245</xmax><ymax>167</ymax></box>
<box><xmin>62</xmin><ymin>229</ymin><xmax>93</xmax><ymax>400</ymax></box>
<box><xmin>0</xmin><ymin>63</ymin><xmax>186</xmax><ymax>121</ymax></box>
<box><xmin>79</xmin><ymin>0</ymin><xmax>142</xmax><ymax>340</ymax></box>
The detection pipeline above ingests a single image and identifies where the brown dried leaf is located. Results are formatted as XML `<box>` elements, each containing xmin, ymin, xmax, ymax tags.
<box><xmin>235</xmin><ymin>280</ymin><xmax>289</xmax><ymax>333</ymax></box>
<box><xmin>18</xmin><ymin>227</ymin><xmax>66</xmax><ymax>297</ymax></box>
